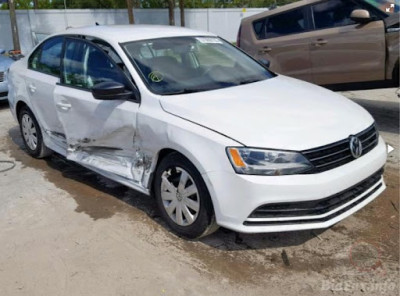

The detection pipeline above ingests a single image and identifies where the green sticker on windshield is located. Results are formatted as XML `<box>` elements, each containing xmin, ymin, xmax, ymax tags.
<box><xmin>148</xmin><ymin>71</ymin><xmax>164</xmax><ymax>83</ymax></box>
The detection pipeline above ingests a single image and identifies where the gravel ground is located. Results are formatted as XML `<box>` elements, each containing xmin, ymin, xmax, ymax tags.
<box><xmin>0</xmin><ymin>88</ymin><xmax>398</xmax><ymax>296</ymax></box>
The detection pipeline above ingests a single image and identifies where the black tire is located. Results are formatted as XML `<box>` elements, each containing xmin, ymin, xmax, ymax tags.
<box><xmin>393</xmin><ymin>62</ymin><xmax>399</xmax><ymax>87</ymax></box>
<box><xmin>18</xmin><ymin>106</ymin><xmax>52</xmax><ymax>158</ymax></box>
<box><xmin>154</xmin><ymin>152</ymin><xmax>218</xmax><ymax>239</ymax></box>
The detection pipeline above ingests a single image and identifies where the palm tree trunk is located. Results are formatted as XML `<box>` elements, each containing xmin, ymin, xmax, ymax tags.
<box><xmin>126</xmin><ymin>0</ymin><xmax>134</xmax><ymax>24</ymax></box>
<box><xmin>8</xmin><ymin>0</ymin><xmax>21</xmax><ymax>52</ymax></box>
<box><xmin>168</xmin><ymin>0</ymin><xmax>175</xmax><ymax>26</ymax></box>
<box><xmin>179</xmin><ymin>0</ymin><xmax>184</xmax><ymax>27</ymax></box>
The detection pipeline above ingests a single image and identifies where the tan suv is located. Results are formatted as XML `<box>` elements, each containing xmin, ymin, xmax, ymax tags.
<box><xmin>238</xmin><ymin>0</ymin><xmax>399</xmax><ymax>87</ymax></box>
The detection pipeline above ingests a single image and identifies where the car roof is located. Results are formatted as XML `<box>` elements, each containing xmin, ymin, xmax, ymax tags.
<box><xmin>53</xmin><ymin>25</ymin><xmax>216</xmax><ymax>44</ymax></box>
<box><xmin>243</xmin><ymin>0</ymin><xmax>322</xmax><ymax>22</ymax></box>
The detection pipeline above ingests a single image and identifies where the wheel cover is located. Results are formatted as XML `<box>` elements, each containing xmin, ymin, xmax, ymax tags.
<box><xmin>21</xmin><ymin>114</ymin><xmax>38</xmax><ymax>151</ymax></box>
<box><xmin>161</xmin><ymin>167</ymin><xmax>200</xmax><ymax>226</ymax></box>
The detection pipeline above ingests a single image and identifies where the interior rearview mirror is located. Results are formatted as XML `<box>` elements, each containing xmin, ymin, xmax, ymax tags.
<box><xmin>350</xmin><ymin>9</ymin><xmax>371</xmax><ymax>23</ymax></box>
<box><xmin>92</xmin><ymin>81</ymin><xmax>136</xmax><ymax>101</ymax></box>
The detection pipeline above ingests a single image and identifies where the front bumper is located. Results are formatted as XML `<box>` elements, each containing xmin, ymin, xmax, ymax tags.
<box><xmin>203</xmin><ymin>136</ymin><xmax>387</xmax><ymax>233</ymax></box>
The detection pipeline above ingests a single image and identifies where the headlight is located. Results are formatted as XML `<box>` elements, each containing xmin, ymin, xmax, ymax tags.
<box><xmin>226</xmin><ymin>147</ymin><xmax>313</xmax><ymax>176</ymax></box>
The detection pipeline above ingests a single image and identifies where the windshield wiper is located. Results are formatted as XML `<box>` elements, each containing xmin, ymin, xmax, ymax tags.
<box><xmin>238</xmin><ymin>78</ymin><xmax>261</xmax><ymax>85</ymax></box>
<box><xmin>162</xmin><ymin>87</ymin><xmax>216</xmax><ymax>95</ymax></box>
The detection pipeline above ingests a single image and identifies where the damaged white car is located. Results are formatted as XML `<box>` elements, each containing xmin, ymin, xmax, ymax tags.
<box><xmin>8</xmin><ymin>25</ymin><xmax>387</xmax><ymax>238</ymax></box>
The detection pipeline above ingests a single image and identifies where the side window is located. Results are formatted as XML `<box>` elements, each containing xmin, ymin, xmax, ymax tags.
<box><xmin>28</xmin><ymin>47</ymin><xmax>41</xmax><ymax>70</ymax></box>
<box><xmin>312</xmin><ymin>0</ymin><xmax>361</xmax><ymax>30</ymax></box>
<box><xmin>265</xmin><ymin>8</ymin><xmax>307</xmax><ymax>39</ymax></box>
<box><xmin>253</xmin><ymin>18</ymin><xmax>266</xmax><ymax>39</ymax></box>
<box><xmin>28</xmin><ymin>37</ymin><xmax>63</xmax><ymax>76</ymax></box>
<box><xmin>62</xmin><ymin>39</ymin><xmax>130</xmax><ymax>90</ymax></box>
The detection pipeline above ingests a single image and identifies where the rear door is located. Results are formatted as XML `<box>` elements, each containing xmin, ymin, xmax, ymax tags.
<box><xmin>309</xmin><ymin>0</ymin><xmax>386</xmax><ymax>85</ymax></box>
<box><xmin>251</xmin><ymin>7</ymin><xmax>313</xmax><ymax>82</ymax></box>
<box><xmin>24</xmin><ymin>36</ymin><xmax>65</xmax><ymax>139</ymax></box>
<box><xmin>54</xmin><ymin>37</ymin><xmax>142</xmax><ymax>182</ymax></box>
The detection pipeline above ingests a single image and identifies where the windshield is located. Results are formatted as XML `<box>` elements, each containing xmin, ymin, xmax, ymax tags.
<box><xmin>122</xmin><ymin>36</ymin><xmax>274</xmax><ymax>95</ymax></box>
<box><xmin>364</xmin><ymin>0</ymin><xmax>399</xmax><ymax>14</ymax></box>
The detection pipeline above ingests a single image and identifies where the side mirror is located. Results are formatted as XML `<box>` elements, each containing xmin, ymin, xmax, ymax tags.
<box><xmin>350</xmin><ymin>9</ymin><xmax>371</xmax><ymax>24</ymax></box>
<box><xmin>0</xmin><ymin>49</ymin><xmax>5</xmax><ymax>55</ymax></box>
<box><xmin>258</xmin><ymin>58</ymin><xmax>270</xmax><ymax>69</ymax></box>
<box><xmin>92</xmin><ymin>81</ymin><xmax>136</xmax><ymax>101</ymax></box>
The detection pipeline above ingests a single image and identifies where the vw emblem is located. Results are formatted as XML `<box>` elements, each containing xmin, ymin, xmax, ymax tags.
<box><xmin>349</xmin><ymin>136</ymin><xmax>363</xmax><ymax>158</ymax></box>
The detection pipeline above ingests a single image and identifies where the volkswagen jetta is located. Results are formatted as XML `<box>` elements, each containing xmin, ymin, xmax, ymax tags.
<box><xmin>7</xmin><ymin>25</ymin><xmax>387</xmax><ymax>238</ymax></box>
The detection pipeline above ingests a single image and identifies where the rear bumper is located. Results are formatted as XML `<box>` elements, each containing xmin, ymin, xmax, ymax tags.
<box><xmin>203</xmin><ymin>136</ymin><xmax>387</xmax><ymax>233</ymax></box>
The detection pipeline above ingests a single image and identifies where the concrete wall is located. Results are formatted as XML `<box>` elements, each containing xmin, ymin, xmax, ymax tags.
<box><xmin>0</xmin><ymin>8</ymin><xmax>267</xmax><ymax>54</ymax></box>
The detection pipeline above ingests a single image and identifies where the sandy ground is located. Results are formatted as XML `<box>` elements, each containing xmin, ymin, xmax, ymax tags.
<box><xmin>0</xmin><ymin>88</ymin><xmax>398</xmax><ymax>296</ymax></box>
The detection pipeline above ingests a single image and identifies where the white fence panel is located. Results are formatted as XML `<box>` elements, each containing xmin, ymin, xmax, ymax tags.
<box><xmin>0</xmin><ymin>8</ymin><xmax>267</xmax><ymax>54</ymax></box>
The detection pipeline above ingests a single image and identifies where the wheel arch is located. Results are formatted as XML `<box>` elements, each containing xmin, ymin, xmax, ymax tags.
<box><xmin>16</xmin><ymin>100</ymin><xmax>28</xmax><ymax>119</ymax></box>
<box><xmin>149</xmin><ymin>148</ymin><xmax>204</xmax><ymax>195</ymax></box>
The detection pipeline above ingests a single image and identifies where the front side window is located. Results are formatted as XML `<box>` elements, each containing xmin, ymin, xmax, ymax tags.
<box><xmin>312</xmin><ymin>0</ymin><xmax>362</xmax><ymax>29</ymax></box>
<box><xmin>123</xmin><ymin>36</ymin><xmax>274</xmax><ymax>95</ymax></box>
<box><xmin>265</xmin><ymin>8</ymin><xmax>307</xmax><ymax>38</ymax></box>
<box><xmin>29</xmin><ymin>37</ymin><xmax>63</xmax><ymax>76</ymax></box>
<box><xmin>62</xmin><ymin>39</ymin><xmax>129</xmax><ymax>90</ymax></box>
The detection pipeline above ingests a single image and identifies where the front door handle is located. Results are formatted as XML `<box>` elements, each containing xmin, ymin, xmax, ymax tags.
<box><xmin>28</xmin><ymin>84</ymin><xmax>36</xmax><ymax>93</ymax></box>
<box><xmin>312</xmin><ymin>39</ymin><xmax>328</xmax><ymax>47</ymax></box>
<box><xmin>56</xmin><ymin>102</ymin><xmax>72</xmax><ymax>112</ymax></box>
<box><xmin>258</xmin><ymin>46</ymin><xmax>272</xmax><ymax>54</ymax></box>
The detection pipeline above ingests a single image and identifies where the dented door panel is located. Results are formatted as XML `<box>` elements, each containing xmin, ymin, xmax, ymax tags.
<box><xmin>53</xmin><ymin>85</ymin><xmax>143</xmax><ymax>183</ymax></box>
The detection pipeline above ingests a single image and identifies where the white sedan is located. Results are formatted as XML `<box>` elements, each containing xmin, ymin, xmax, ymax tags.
<box><xmin>7</xmin><ymin>25</ymin><xmax>387</xmax><ymax>238</ymax></box>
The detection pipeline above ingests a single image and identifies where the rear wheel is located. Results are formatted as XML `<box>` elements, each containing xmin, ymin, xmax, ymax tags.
<box><xmin>154</xmin><ymin>153</ymin><xmax>218</xmax><ymax>239</ymax></box>
<box><xmin>18</xmin><ymin>106</ymin><xmax>52</xmax><ymax>158</ymax></box>
<box><xmin>393</xmin><ymin>62</ymin><xmax>399</xmax><ymax>87</ymax></box>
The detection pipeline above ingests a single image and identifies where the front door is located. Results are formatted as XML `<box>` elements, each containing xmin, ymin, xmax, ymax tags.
<box><xmin>54</xmin><ymin>37</ymin><xmax>141</xmax><ymax>181</ymax></box>
<box><xmin>309</xmin><ymin>0</ymin><xmax>386</xmax><ymax>85</ymax></box>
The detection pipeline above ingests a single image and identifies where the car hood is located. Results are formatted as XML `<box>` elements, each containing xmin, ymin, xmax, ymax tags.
<box><xmin>159</xmin><ymin>76</ymin><xmax>374</xmax><ymax>151</ymax></box>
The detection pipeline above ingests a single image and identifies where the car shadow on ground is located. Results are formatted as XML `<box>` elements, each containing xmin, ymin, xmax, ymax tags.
<box><xmin>0</xmin><ymin>100</ymin><xmax>9</xmax><ymax>110</ymax></box>
<box><xmin>351</xmin><ymin>98</ymin><xmax>399</xmax><ymax>135</ymax></box>
<box><xmin>7</xmin><ymin>125</ymin><xmax>321</xmax><ymax>250</ymax></box>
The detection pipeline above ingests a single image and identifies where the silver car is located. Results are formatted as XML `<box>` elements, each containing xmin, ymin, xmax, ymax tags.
<box><xmin>0</xmin><ymin>50</ymin><xmax>15</xmax><ymax>101</ymax></box>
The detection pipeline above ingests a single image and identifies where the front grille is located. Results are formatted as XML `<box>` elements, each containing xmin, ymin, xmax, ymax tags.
<box><xmin>246</xmin><ymin>168</ymin><xmax>383</xmax><ymax>224</ymax></box>
<box><xmin>0</xmin><ymin>91</ymin><xmax>8</xmax><ymax>97</ymax></box>
<box><xmin>0</xmin><ymin>71</ymin><xmax>4</xmax><ymax>82</ymax></box>
<box><xmin>302</xmin><ymin>124</ymin><xmax>378</xmax><ymax>173</ymax></box>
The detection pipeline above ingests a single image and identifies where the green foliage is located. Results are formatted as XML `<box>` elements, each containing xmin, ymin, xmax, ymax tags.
<box><xmin>0</xmin><ymin>0</ymin><xmax>298</xmax><ymax>9</ymax></box>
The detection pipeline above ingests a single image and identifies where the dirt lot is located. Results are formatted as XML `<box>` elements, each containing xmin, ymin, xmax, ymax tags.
<box><xmin>0</xmin><ymin>88</ymin><xmax>398</xmax><ymax>296</ymax></box>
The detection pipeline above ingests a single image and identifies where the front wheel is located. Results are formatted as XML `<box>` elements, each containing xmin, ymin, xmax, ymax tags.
<box><xmin>154</xmin><ymin>153</ymin><xmax>218</xmax><ymax>239</ymax></box>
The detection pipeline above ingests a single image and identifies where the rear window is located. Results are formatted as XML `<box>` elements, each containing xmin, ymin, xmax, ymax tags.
<box><xmin>252</xmin><ymin>8</ymin><xmax>307</xmax><ymax>39</ymax></box>
<box><xmin>253</xmin><ymin>19</ymin><xmax>265</xmax><ymax>39</ymax></box>
<box><xmin>265</xmin><ymin>8</ymin><xmax>306</xmax><ymax>38</ymax></box>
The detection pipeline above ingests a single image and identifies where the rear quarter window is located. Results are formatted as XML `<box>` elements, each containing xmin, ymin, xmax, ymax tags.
<box><xmin>265</xmin><ymin>8</ymin><xmax>307</xmax><ymax>38</ymax></box>
<box><xmin>253</xmin><ymin>19</ymin><xmax>266</xmax><ymax>39</ymax></box>
<box><xmin>252</xmin><ymin>8</ymin><xmax>307</xmax><ymax>40</ymax></box>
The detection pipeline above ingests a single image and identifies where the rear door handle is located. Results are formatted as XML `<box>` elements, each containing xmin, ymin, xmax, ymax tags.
<box><xmin>28</xmin><ymin>83</ymin><xmax>36</xmax><ymax>93</ymax></box>
<box><xmin>56</xmin><ymin>102</ymin><xmax>72</xmax><ymax>112</ymax></box>
<box><xmin>312</xmin><ymin>39</ymin><xmax>328</xmax><ymax>46</ymax></box>
<box><xmin>258</xmin><ymin>46</ymin><xmax>272</xmax><ymax>54</ymax></box>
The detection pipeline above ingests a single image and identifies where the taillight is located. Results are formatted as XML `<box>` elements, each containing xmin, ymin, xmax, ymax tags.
<box><xmin>237</xmin><ymin>25</ymin><xmax>242</xmax><ymax>48</ymax></box>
